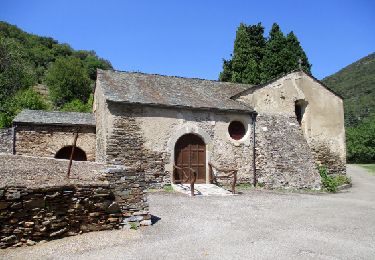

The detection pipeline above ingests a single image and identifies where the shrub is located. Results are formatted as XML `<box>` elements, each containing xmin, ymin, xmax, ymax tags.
<box><xmin>0</xmin><ymin>88</ymin><xmax>49</xmax><ymax>128</ymax></box>
<box><xmin>60</xmin><ymin>94</ymin><xmax>93</xmax><ymax>113</ymax></box>
<box><xmin>44</xmin><ymin>56</ymin><xmax>91</xmax><ymax>107</ymax></box>
<box><xmin>319</xmin><ymin>166</ymin><xmax>351</xmax><ymax>193</ymax></box>
<box><xmin>346</xmin><ymin>115</ymin><xmax>375</xmax><ymax>163</ymax></box>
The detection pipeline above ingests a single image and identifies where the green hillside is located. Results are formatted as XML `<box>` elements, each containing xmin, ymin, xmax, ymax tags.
<box><xmin>322</xmin><ymin>52</ymin><xmax>375</xmax><ymax>127</ymax></box>
<box><xmin>322</xmin><ymin>53</ymin><xmax>375</xmax><ymax>163</ymax></box>
<box><xmin>0</xmin><ymin>21</ymin><xmax>113</xmax><ymax>127</ymax></box>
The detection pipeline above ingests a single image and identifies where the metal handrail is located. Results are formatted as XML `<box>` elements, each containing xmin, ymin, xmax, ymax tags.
<box><xmin>173</xmin><ymin>165</ymin><xmax>197</xmax><ymax>197</ymax></box>
<box><xmin>208</xmin><ymin>162</ymin><xmax>237</xmax><ymax>194</ymax></box>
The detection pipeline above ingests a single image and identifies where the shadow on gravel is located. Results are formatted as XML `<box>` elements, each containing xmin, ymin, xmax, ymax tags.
<box><xmin>151</xmin><ymin>215</ymin><xmax>161</xmax><ymax>225</ymax></box>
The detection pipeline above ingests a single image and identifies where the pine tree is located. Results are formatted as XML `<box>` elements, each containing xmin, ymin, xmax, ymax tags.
<box><xmin>260</xmin><ymin>23</ymin><xmax>288</xmax><ymax>82</ymax></box>
<box><xmin>284</xmin><ymin>32</ymin><xmax>311</xmax><ymax>74</ymax></box>
<box><xmin>219</xmin><ymin>58</ymin><xmax>233</xmax><ymax>82</ymax></box>
<box><xmin>219</xmin><ymin>22</ymin><xmax>312</xmax><ymax>84</ymax></box>
<box><xmin>219</xmin><ymin>23</ymin><xmax>265</xmax><ymax>84</ymax></box>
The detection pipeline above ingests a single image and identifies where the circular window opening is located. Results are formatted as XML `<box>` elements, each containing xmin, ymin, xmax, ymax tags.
<box><xmin>228</xmin><ymin>121</ymin><xmax>246</xmax><ymax>140</ymax></box>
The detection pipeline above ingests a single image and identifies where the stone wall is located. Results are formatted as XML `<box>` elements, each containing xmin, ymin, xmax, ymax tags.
<box><xmin>0</xmin><ymin>184</ymin><xmax>119</xmax><ymax>248</ymax></box>
<box><xmin>94</xmin><ymin>83</ymin><xmax>109</xmax><ymax>163</ymax></box>
<box><xmin>103</xmin><ymin>102</ymin><xmax>254</xmax><ymax>188</ymax></box>
<box><xmin>0</xmin><ymin>155</ymin><xmax>150</xmax><ymax>249</ymax></box>
<box><xmin>14</xmin><ymin>124</ymin><xmax>96</xmax><ymax>161</ymax></box>
<box><xmin>0</xmin><ymin>128</ymin><xmax>12</xmax><ymax>154</ymax></box>
<box><xmin>255</xmin><ymin>114</ymin><xmax>321</xmax><ymax>189</ymax></box>
<box><xmin>104</xmin><ymin>103</ymin><xmax>170</xmax><ymax>188</ymax></box>
<box><xmin>236</xmin><ymin>71</ymin><xmax>346</xmax><ymax>175</ymax></box>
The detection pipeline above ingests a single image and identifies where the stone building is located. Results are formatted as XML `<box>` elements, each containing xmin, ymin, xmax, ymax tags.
<box><xmin>13</xmin><ymin>110</ymin><xmax>96</xmax><ymax>161</ymax></box>
<box><xmin>11</xmin><ymin>69</ymin><xmax>346</xmax><ymax>190</ymax></box>
<box><xmin>93</xmin><ymin>69</ymin><xmax>346</xmax><ymax>189</ymax></box>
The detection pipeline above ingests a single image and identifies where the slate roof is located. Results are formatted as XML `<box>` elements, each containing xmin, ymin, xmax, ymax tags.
<box><xmin>13</xmin><ymin>110</ymin><xmax>95</xmax><ymax>127</ymax></box>
<box><xmin>96</xmin><ymin>69</ymin><xmax>254</xmax><ymax>113</ymax></box>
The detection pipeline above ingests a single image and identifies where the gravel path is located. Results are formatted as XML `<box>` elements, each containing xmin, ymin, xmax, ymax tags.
<box><xmin>0</xmin><ymin>154</ymin><xmax>106</xmax><ymax>188</ymax></box>
<box><xmin>2</xmin><ymin>165</ymin><xmax>375</xmax><ymax>260</ymax></box>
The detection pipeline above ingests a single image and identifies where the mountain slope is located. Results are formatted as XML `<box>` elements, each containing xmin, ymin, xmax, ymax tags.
<box><xmin>0</xmin><ymin>21</ymin><xmax>113</xmax><ymax>127</ymax></box>
<box><xmin>322</xmin><ymin>52</ymin><xmax>375</xmax><ymax>127</ymax></box>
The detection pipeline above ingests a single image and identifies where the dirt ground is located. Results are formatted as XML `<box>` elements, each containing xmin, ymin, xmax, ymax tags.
<box><xmin>1</xmin><ymin>165</ymin><xmax>375</xmax><ymax>260</ymax></box>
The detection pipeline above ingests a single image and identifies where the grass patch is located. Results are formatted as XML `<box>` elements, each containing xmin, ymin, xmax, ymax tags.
<box><xmin>163</xmin><ymin>184</ymin><xmax>174</xmax><ymax>192</ymax></box>
<box><xmin>235</xmin><ymin>183</ymin><xmax>254</xmax><ymax>190</ymax></box>
<box><xmin>359</xmin><ymin>164</ymin><xmax>375</xmax><ymax>175</ymax></box>
<box><xmin>147</xmin><ymin>184</ymin><xmax>175</xmax><ymax>193</ymax></box>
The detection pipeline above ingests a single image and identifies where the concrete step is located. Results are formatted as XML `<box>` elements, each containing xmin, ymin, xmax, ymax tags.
<box><xmin>171</xmin><ymin>183</ymin><xmax>235</xmax><ymax>196</ymax></box>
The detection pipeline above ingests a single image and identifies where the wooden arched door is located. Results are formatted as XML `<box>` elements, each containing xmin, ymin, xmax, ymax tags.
<box><xmin>174</xmin><ymin>134</ymin><xmax>206</xmax><ymax>184</ymax></box>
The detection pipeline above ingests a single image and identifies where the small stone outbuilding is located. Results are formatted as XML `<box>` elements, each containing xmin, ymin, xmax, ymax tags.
<box><xmin>13</xmin><ymin>110</ymin><xmax>96</xmax><ymax>161</ymax></box>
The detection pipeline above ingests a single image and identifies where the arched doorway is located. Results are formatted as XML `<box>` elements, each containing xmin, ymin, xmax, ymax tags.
<box><xmin>174</xmin><ymin>134</ymin><xmax>206</xmax><ymax>184</ymax></box>
<box><xmin>55</xmin><ymin>146</ymin><xmax>87</xmax><ymax>161</ymax></box>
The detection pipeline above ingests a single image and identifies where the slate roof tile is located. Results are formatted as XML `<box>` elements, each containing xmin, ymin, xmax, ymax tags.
<box><xmin>13</xmin><ymin>110</ymin><xmax>95</xmax><ymax>126</ymax></box>
<box><xmin>96</xmin><ymin>70</ymin><xmax>254</xmax><ymax>113</ymax></box>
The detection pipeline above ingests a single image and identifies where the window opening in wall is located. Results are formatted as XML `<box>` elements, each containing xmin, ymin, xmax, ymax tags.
<box><xmin>55</xmin><ymin>146</ymin><xmax>87</xmax><ymax>161</ymax></box>
<box><xmin>295</xmin><ymin>100</ymin><xmax>307</xmax><ymax>126</ymax></box>
<box><xmin>228</xmin><ymin>121</ymin><xmax>246</xmax><ymax>140</ymax></box>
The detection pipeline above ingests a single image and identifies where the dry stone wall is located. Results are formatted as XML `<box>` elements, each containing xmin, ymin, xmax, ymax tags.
<box><xmin>310</xmin><ymin>144</ymin><xmax>346</xmax><ymax>175</ymax></box>
<box><xmin>105</xmin><ymin>104</ymin><xmax>169</xmax><ymax>188</ymax></box>
<box><xmin>255</xmin><ymin>114</ymin><xmax>321</xmax><ymax>189</ymax></box>
<box><xmin>0</xmin><ymin>155</ymin><xmax>150</xmax><ymax>249</ymax></box>
<box><xmin>0</xmin><ymin>128</ymin><xmax>12</xmax><ymax>154</ymax></box>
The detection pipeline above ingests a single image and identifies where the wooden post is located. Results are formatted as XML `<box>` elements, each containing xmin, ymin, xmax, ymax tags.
<box><xmin>232</xmin><ymin>170</ymin><xmax>237</xmax><ymax>194</ymax></box>
<box><xmin>67</xmin><ymin>133</ymin><xmax>79</xmax><ymax>178</ymax></box>
<box><xmin>190</xmin><ymin>170</ymin><xmax>196</xmax><ymax>197</ymax></box>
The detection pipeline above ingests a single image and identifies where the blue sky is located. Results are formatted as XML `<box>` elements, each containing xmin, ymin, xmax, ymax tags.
<box><xmin>1</xmin><ymin>0</ymin><xmax>374</xmax><ymax>80</ymax></box>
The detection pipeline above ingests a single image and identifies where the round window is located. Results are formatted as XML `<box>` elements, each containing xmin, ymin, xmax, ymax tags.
<box><xmin>228</xmin><ymin>121</ymin><xmax>246</xmax><ymax>140</ymax></box>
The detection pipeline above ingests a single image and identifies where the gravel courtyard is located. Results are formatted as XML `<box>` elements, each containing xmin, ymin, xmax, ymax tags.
<box><xmin>2</xmin><ymin>165</ymin><xmax>375</xmax><ymax>260</ymax></box>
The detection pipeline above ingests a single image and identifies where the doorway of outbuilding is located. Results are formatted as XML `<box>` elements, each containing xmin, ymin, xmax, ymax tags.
<box><xmin>55</xmin><ymin>146</ymin><xmax>87</xmax><ymax>161</ymax></box>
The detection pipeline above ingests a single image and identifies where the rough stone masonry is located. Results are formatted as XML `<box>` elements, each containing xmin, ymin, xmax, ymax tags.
<box><xmin>0</xmin><ymin>155</ymin><xmax>150</xmax><ymax>249</ymax></box>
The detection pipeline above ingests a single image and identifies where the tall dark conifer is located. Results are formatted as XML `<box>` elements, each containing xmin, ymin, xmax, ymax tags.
<box><xmin>260</xmin><ymin>23</ymin><xmax>287</xmax><ymax>82</ymax></box>
<box><xmin>219</xmin><ymin>22</ymin><xmax>312</xmax><ymax>84</ymax></box>
<box><xmin>284</xmin><ymin>32</ymin><xmax>311</xmax><ymax>74</ymax></box>
<box><xmin>219</xmin><ymin>23</ymin><xmax>265</xmax><ymax>84</ymax></box>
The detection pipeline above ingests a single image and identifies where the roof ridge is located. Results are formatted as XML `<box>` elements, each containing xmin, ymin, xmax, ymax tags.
<box><xmin>97</xmin><ymin>69</ymin><xmax>254</xmax><ymax>88</ymax></box>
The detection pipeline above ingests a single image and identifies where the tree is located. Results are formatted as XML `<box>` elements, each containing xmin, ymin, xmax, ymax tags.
<box><xmin>0</xmin><ymin>87</ymin><xmax>49</xmax><ymax>127</ymax></box>
<box><xmin>219</xmin><ymin>59</ymin><xmax>233</xmax><ymax>82</ymax></box>
<box><xmin>219</xmin><ymin>23</ymin><xmax>265</xmax><ymax>84</ymax></box>
<box><xmin>220</xmin><ymin>22</ymin><xmax>311</xmax><ymax>84</ymax></box>
<box><xmin>0</xmin><ymin>37</ymin><xmax>36</xmax><ymax>111</ymax></box>
<box><xmin>346</xmin><ymin>115</ymin><xmax>375</xmax><ymax>163</ymax></box>
<box><xmin>284</xmin><ymin>32</ymin><xmax>311</xmax><ymax>74</ymax></box>
<box><xmin>84</xmin><ymin>55</ymin><xmax>112</xmax><ymax>80</ymax></box>
<box><xmin>60</xmin><ymin>94</ymin><xmax>93</xmax><ymax>113</ymax></box>
<box><xmin>44</xmin><ymin>56</ymin><xmax>91</xmax><ymax>107</ymax></box>
<box><xmin>260</xmin><ymin>23</ymin><xmax>288</xmax><ymax>82</ymax></box>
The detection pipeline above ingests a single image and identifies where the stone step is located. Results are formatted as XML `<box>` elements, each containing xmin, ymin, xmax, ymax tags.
<box><xmin>171</xmin><ymin>184</ymin><xmax>235</xmax><ymax>196</ymax></box>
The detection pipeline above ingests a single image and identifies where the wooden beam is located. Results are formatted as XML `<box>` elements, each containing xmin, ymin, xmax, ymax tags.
<box><xmin>67</xmin><ymin>133</ymin><xmax>79</xmax><ymax>178</ymax></box>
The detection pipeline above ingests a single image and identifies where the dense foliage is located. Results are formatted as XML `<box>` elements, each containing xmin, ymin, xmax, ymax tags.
<box><xmin>0</xmin><ymin>88</ymin><xmax>49</xmax><ymax>127</ymax></box>
<box><xmin>45</xmin><ymin>56</ymin><xmax>91</xmax><ymax>106</ymax></box>
<box><xmin>219</xmin><ymin>22</ymin><xmax>311</xmax><ymax>84</ymax></box>
<box><xmin>60</xmin><ymin>94</ymin><xmax>94</xmax><ymax>113</ymax></box>
<box><xmin>346</xmin><ymin>116</ymin><xmax>375</xmax><ymax>163</ymax></box>
<box><xmin>322</xmin><ymin>53</ymin><xmax>375</xmax><ymax>127</ymax></box>
<box><xmin>0</xmin><ymin>21</ymin><xmax>112</xmax><ymax>127</ymax></box>
<box><xmin>322</xmin><ymin>53</ymin><xmax>375</xmax><ymax>163</ymax></box>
